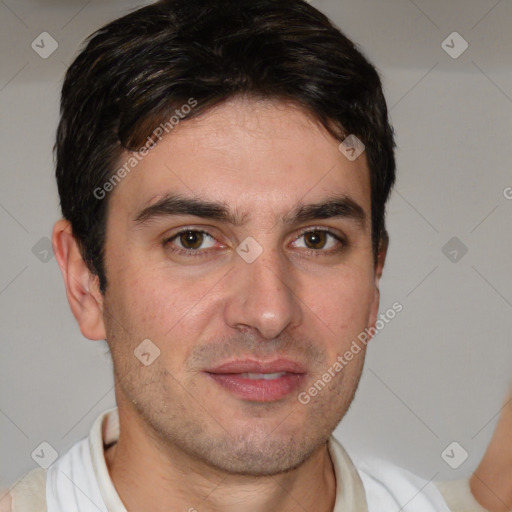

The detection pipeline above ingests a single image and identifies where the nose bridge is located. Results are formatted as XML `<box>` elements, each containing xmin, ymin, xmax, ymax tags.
<box><xmin>224</xmin><ymin>241</ymin><xmax>302</xmax><ymax>339</ymax></box>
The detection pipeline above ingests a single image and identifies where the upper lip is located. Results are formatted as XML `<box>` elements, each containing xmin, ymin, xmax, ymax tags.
<box><xmin>206</xmin><ymin>358</ymin><xmax>307</xmax><ymax>374</ymax></box>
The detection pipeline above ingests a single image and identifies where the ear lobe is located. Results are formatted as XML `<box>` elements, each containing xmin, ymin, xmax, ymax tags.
<box><xmin>52</xmin><ymin>219</ymin><xmax>106</xmax><ymax>341</ymax></box>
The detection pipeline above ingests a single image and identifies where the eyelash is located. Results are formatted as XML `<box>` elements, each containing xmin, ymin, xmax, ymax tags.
<box><xmin>163</xmin><ymin>227</ymin><xmax>347</xmax><ymax>258</ymax></box>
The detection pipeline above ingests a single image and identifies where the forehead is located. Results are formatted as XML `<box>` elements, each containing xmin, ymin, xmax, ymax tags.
<box><xmin>109</xmin><ymin>97</ymin><xmax>371</xmax><ymax>224</ymax></box>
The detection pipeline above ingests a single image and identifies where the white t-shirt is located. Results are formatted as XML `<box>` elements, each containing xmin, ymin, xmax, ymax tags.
<box><xmin>36</xmin><ymin>407</ymin><xmax>452</xmax><ymax>512</ymax></box>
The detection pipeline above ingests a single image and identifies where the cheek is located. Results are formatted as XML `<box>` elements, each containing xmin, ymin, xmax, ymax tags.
<box><xmin>123</xmin><ymin>281</ymin><xmax>181</xmax><ymax>334</ymax></box>
<box><xmin>107</xmin><ymin>258</ymin><xmax>216</xmax><ymax>346</ymax></box>
<box><xmin>305</xmin><ymin>268</ymin><xmax>375</xmax><ymax>334</ymax></box>
<box><xmin>104</xmin><ymin>257</ymin><xmax>171</xmax><ymax>338</ymax></box>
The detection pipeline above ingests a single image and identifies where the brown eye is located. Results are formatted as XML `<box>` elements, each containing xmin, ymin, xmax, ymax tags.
<box><xmin>304</xmin><ymin>231</ymin><xmax>327</xmax><ymax>249</ymax></box>
<box><xmin>179</xmin><ymin>230</ymin><xmax>204</xmax><ymax>250</ymax></box>
<box><xmin>291</xmin><ymin>229</ymin><xmax>345</xmax><ymax>253</ymax></box>
<box><xmin>165</xmin><ymin>229</ymin><xmax>218</xmax><ymax>255</ymax></box>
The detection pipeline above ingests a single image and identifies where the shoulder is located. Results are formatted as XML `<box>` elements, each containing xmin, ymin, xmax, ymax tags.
<box><xmin>3</xmin><ymin>467</ymin><xmax>47</xmax><ymax>512</ymax></box>
<box><xmin>356</xmin><ymin>458</ymin><xmax>451</xmax><ymax>512</ymax></box>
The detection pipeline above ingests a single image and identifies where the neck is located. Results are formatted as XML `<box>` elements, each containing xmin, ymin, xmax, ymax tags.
<box><xmin>105</xmin><ymin>409</ymin><xmax>337</xmax><ymax>512</ymax></box>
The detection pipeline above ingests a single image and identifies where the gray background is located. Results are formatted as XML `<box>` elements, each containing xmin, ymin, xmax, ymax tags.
<box><xmin>1</xmin><ymin>0</ymin><xmax>511</xmax><ymax>489</ymax></box>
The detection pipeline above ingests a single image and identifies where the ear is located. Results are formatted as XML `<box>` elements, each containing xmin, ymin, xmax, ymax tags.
<box><xmin>367</xmin><ymin>233</ymin><xmax>389</xmax><ymax>336</ymax></box>
<box><xmin>52</xmin><ymin>219</ymin><xmax>106</xmax><ymax>340</ymax></box>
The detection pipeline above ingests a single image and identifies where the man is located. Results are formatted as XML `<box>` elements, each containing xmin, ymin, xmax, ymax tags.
<box><xmin>0</xmin><ymin>0</ymin><xmax>493</xmax><ymax>510</ymax></box>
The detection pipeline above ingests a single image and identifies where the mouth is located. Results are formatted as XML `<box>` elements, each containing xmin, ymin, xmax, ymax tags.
<box><xmin>205</xmin><ymin>359</ymin><xmax>307</xmax><ymax>402</ymax></box>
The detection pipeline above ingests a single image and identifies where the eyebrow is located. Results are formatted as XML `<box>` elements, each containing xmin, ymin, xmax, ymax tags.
<box><xmin>133</xmin><ymin>193</ymin><xmax>367</xmax><ymax>229</ymax></box>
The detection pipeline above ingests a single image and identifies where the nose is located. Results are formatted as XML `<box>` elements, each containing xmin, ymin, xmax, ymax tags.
<box><xmin>223</xmin><ymin>246</ymin><xmax>303</xmax><ymax>340</ymax></box>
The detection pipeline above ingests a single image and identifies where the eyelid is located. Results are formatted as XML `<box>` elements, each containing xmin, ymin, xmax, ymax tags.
<box><xmin>165</xmin><ymin>228</ymin><xmax>221</xmax><ymax>247</ymax></box>
<box><xmin>291</xmin><ymin>226</ymin><xmax>347</xmax><ymax>250</ymax></box>
<box><xmin>294</xmin><ymin>225</ymin><xmax>346</xmax><ymax>240</ymax></box>
<box><xmin>163</xmin><ymin>226</ymin><xmax>347</xmax><ymax>257</ymax></box>
<box><xmin>165</xmin><ymin>225</ymin><xmax>345</xmax><ymax>242</ymax></box>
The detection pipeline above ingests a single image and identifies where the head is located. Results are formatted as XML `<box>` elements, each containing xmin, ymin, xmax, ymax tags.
<box><xmin>53</xmin><ymin>0</ymin><xmax>395</xmax><ymax>476</ymax></box>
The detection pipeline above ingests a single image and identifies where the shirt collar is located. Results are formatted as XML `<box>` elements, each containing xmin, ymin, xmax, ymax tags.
<box><xmin>88</xmin><ymin>407</ymin><xmax>368</xmax><ymax>512</ymax></box>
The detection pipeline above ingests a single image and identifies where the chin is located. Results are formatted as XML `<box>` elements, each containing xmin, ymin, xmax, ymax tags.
<box><xmin>193</xmin><ymin>428</ymin><xmax>328</xmax><ymax>477</ymax></box>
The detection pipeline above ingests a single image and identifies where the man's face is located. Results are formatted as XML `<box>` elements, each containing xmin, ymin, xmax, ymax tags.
<box><xmin>100</xmin><ymin>98</ymin><xmax>382</xmax><ymax>476</ymax></box>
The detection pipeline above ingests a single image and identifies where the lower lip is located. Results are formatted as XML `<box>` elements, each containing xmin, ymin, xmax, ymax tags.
<box><xmin>207</xmin><ymin>373</ymin><xmax>306</xmax><ymax>402</ymax></box>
